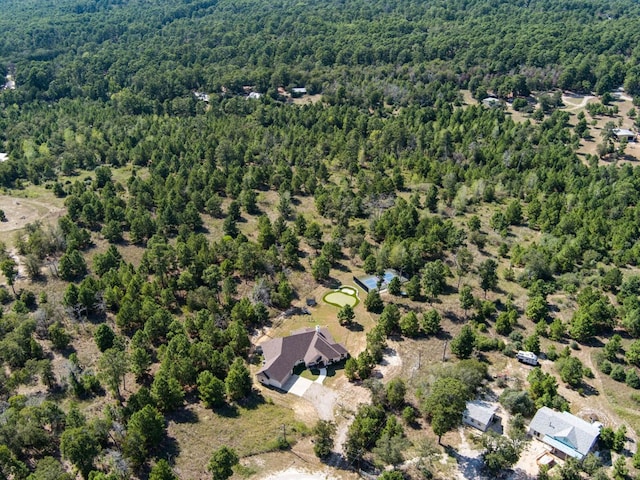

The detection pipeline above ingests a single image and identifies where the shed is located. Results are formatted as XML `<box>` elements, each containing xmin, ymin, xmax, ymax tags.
<box><xmin>613</xmin><ymin>128</ymin><xmax>636</xmax><ymax>141</ymax></box>
<box><xmin>463</xmin><ymin>400</ymin><xmax>498</xmax><ymax>432</ymax></box>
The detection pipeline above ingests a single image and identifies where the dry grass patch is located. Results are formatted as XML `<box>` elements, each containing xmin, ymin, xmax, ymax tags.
<box><xmin>169</xmin><ymin>399</ymin><xmax>302</xmax><ymax>479</ymax></box>
<box><xmin>292</xmin><ymin>94</ymin><xmax>323</xmax><ymax>106</ymax></box>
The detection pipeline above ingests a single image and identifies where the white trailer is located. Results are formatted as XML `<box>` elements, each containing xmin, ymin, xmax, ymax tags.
<box><xmin>516</xmin><ymin>351</ymin><xmax>538</xmax><ymax>366</ymax></box>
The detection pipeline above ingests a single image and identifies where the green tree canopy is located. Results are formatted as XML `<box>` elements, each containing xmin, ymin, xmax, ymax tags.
<box><xmin>422</xmin><ymin>377</ymin><xmax>469</xmax><ymax>444</ymax></box>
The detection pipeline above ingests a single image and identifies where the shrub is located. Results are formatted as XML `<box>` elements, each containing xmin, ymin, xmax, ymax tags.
<box><xmin>501</xmin><ymin>344</ymin><xmax>516</xmax><ymax>358</ymax></box>
<box><xmin>610</xmin><ymin>364</ymin><xmax>626</xmax><ymax>382</ymax></box>
<box><xmin>499</xmin><ymin>388</ymin><xmax>535</xmax><ymax>417</ymax></box>
<box><xmin>402</xmin><ymin>406</ymin><xmax>417</xmax><ymax>425</ymax></box>
<box><xmin>0</xmin><ymin>286</ymin><xmax>11</xmax><ymax>304</ymax></box>
<box><xmin>626</xmin><ymin>369</ymin><xmax>640</xmax><ymax>389</ymax></box>
<box><xmin>556</xmin><ymin>356</ymin><xmax>584</xmax><ymax>387</ymax></box>
<box><xmin>476</xmin><ymin>335</ymin><xmax>502</xmax><ymax>352</ymax></box>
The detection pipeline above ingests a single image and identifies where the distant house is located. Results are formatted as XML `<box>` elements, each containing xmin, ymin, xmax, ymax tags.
<box><xmin>613</xmin><ymin>128</ymin><xmax>636</xmax><ymax>142</ymax></box>
<box><xmin>256</xmin><ymin>327</ymin><xmax>348</xmax><ymax>389</ymax></box>
<box><xmin>463</xmin><ymin>400</ymin><xmax>498</xmax><ymax>432</ymax></box>
<box><xmin>193</xmin><ymin>91</ymin><xmax>209</xmax><ymax>102</ymax></box>
<box><xmin>0</xmin><ymin>153</ymin><xmax>8</xmax><ymax>163</ymax></box>
<box><xmin>292</xmin><ymin>87</ymin><xmax>307</xmax><ymax>96</ymax></box>
<box><xmin>248</xmin><ymin>92</ymin><xmax>262</xmax><ymax>99</ymax></box>
<box><xmin>529</xmin><ymin>407</ymin><xmax>601</xmax><ymax>460</ymax></box>
<box><xmin>482</xmin><ymin>97</ymin><xmax>503</xmax><ymax>108</ymax></box>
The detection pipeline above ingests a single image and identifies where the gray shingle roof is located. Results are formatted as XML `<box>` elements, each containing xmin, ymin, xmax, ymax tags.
<box><xmin>529</xmin><ymin>407</ymin><xmax>600</xmax><ymax>459</ymax></box>
<box><xmin>258</xmin><ymin>327</ymin><xmax>347</xmax><ymax>385</ymax></box>
<box><xmin>464</xmin><ymin>400</ymin><xmax>497</xmax><ymax>426</ymax></box>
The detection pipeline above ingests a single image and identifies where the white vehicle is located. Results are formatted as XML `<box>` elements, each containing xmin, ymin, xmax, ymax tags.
<box><xmin>516</xmin><ymin>350</ymin><xmax>538</xmax><ymax>366</ymax></box>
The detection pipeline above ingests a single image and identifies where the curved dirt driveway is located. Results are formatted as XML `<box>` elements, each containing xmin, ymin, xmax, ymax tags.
<box><xmin>561</xmin><ymin>94</ymin><xmax>596</xmax><ymax>111</ymax></box>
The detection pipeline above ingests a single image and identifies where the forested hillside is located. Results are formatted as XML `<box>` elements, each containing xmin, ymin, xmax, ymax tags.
<box><xmin>2</xmin><ymin>0</ymin><xmax>640</xmax><ymax>479</ymax></box>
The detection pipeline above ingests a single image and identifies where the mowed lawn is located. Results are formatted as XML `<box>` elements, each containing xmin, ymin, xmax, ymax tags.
<box><xmin>323</xmin><ymin>290</ymin><xmax>358</xmax><ymax>307</ymax></box>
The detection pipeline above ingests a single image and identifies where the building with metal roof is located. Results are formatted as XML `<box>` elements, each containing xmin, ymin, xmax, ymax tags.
<box><xmin>529</xmin><ymin>407</ymin><xmax>601</xmax><ymax>460</ymax></box>
<box><xmin>463</xmin><ymin>400</ymin><xmax>498</xmax><ymax>432</ymax></box>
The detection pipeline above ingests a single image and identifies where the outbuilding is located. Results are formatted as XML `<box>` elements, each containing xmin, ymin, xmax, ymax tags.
<box><xmin>463</xmin><ymin>400</ymin><xmax>498</xmax><ymax>432</ymax></box>
<box><xmin>613</xmin><ymin>128</ymin><xmax>636</xmax><ymax>142</ymax></box>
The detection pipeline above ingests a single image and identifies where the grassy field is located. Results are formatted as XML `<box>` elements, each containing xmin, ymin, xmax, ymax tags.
<box><xmin>167</xmin><ymin>397</ymin><xmax>306</xmax><ymax>479</ymax></box>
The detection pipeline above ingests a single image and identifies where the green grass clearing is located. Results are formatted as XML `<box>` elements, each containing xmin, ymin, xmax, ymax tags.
<box><xmin>323</xmin><ymin>290</ymin><xmax>358</xmax><ymax>307</ymax></box>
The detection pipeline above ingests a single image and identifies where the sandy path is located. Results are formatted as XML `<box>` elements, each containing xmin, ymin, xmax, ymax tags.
<box><xmin>452</xmin><ymin>427</ymin><xmax>485</xmax><ymax>480</ymax></box>
<box><xmin>259</xmin><ymin>467</ymin><xmax>338</xmax><ymax>479</ymax></box>
<box><xmin>561</xmin><ymin>94</ymin><xmax>595</xmax><ymax>111</ymax></box>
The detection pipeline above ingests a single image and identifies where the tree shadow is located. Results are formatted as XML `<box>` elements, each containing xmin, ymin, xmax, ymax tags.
<box><xmin>58</xmin><ymin>345</ymin><xmax>77</xmax><ymax>358</ymax></box>
<box><xmin>507</xmin><ymin>468</ymin><xmax>536</xmax><ymax>480</ymax></box>
<box><xmin>320</xmin><ymin>277</ymin><xmax>342</xmax><ymax>289</ymax></box>
<box><xmin>239</xmin><ymin>391</ymin><xmax>266</xmax><ymax>410</ymax></box>
<box><xmin>345</xmin><ymin>322</ymin><xmax>364</xmax><ymax>332</ymax></box>
<box><xmin>583</xmin><ymin>337</ymin><xmax>605</xmax><ymax>349</ymax></box>
<box><xmin>159</xmin><ymin>434</ymin><xmax>181</xmax><ymax>466</ymax></box>
<box><xmin>580</xmin><ymin>382</ymin><xmax>600</xmax><ymax>397</ymax></box>
<box><xmin>216</xmin><ymin>403</ymin><xmax>239</xmax><ymax>418</ymax></box>
<box><xmin>435</xmin><ymin>330</ymin><xmax>453</xmax><ymax>341</ymax></box>
<box><xmin>444</xmin><ymin>310</ymin><xmax>465</xmax><ymax>324</ymax></box>
<box><xmin>332</xmin><ymin>262</ymin><xmax>352</xmax><ymax>273</ymax></box>
<box><xmin>167</xmin><ymin>407</ymin><xmax>198</xmax><ymax>424</ymax></box>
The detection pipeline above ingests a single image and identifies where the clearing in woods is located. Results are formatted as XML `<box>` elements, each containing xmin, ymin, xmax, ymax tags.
<box><xmin>0</xmin><ymin>195</ymin><xmax>64</xmax><ymax>235</ymax></box>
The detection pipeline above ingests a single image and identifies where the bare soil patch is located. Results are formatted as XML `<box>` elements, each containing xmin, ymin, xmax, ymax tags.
<box><xmin>0</xmin><ymin>195</ymin><xmax>64</xmax><ymax>235</ymax></box>
<box><xmin>259</xmin><ymin>467</ymin><xmax>338</xmax><ymax>480</ymax></box>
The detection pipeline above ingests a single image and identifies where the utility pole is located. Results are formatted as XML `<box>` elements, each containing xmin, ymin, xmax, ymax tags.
<box><xmin>282</xmin><ymin>423</ymin><xmax>287</xmax><ymax>444</ymax></box>
<box><xmin>442</xmin><ymin>340</ymin><xmax>448</xmax><ymax>362</ymax></box>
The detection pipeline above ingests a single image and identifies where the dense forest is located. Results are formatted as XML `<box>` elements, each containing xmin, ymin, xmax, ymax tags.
<box><xmin>3</xmin><ymin>0</ymin><xmax>640</xmax><ymax>479</ymax></box>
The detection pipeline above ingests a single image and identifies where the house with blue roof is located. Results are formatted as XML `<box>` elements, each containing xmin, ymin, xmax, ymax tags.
<box><xmin>528</xmin><ymin>407</ymin><xmax>602</xmax><ymax>460</ymax></box>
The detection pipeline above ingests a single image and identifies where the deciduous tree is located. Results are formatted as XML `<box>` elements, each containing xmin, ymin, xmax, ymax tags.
<box><xmin>423</xmin><ymin>377</ymin><xmax>468</xmax><ymax>444</ymax></box>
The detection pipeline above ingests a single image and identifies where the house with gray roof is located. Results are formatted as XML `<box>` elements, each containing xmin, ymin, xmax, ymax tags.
<box><xmin>529</xmin><ymin>407</ymin><xmax>601</xmax><ymax>460</ymax></box>
<box><xmin>482</xmin><ymin>96</ymin><xmax>503</xmax><ymax>108</ymax></box>
<box><xmin>613</xmin><ymin>128</ymin><xmax>636</xmax><ymax>142</ymax></box>
<box><xmin>256</xmin><ymin>326</ymin><xmax>348</xmax><ymax>389</ymax></box>
<box><xmin>463</xmin><ymin>400</ymin><xmax>498</xmax><ymax>432</ymax></box>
